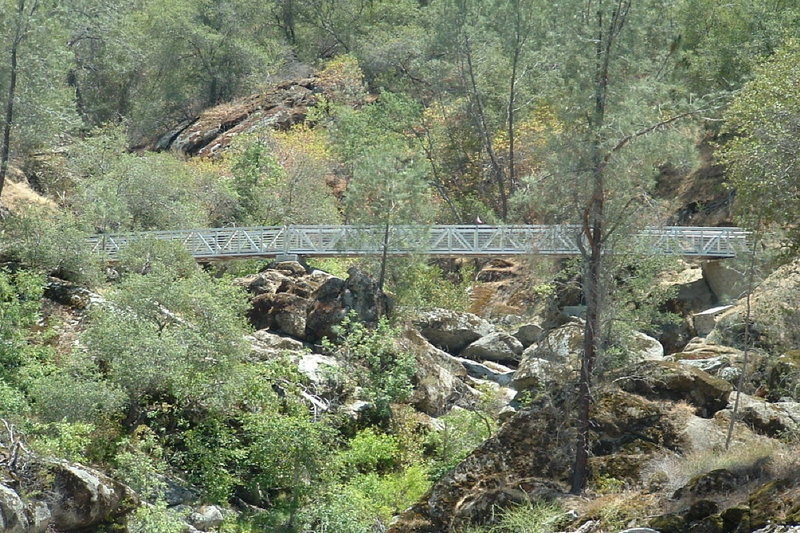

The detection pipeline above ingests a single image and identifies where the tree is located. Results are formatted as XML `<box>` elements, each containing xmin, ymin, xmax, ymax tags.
<box><xmin>0</xmin><ymin>0</ymin><xmax>78</xmax><ymax>200</ymax></box>
<box><xmin>719</xmin><ymin>40</ymin><xmax>800</xmax><ymax>252</ymax></box>
<box><xmin>345</xmin><ymin>145</ymin><xmax>434</xmax><ymax>294</ymax></box>
<box><xmin>517</xmin><ymin>0</ymin><xmax>705</xmax><ymax>492</ymax></box>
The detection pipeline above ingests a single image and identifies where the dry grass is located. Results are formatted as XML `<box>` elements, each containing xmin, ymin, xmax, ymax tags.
<box><xmin>0</xmin><ymin>170</ymin><xmax>55</xmax><ymax>212</ymax></box>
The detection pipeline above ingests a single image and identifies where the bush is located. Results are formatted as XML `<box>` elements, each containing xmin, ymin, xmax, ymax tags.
<box><xmin>327</xmin><ymin>314</ymin><xmax>416</xmax><ymax>420</ymax></box>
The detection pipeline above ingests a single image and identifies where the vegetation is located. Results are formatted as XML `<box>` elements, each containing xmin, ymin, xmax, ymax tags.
<box><xmin>1</xmin><ymin>0</ymin><xmax>800</xmax><ymax>531</ymax></box>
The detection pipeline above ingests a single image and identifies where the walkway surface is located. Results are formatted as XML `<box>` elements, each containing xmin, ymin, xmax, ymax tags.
<box><xmin>87</xmin><ymin>225</ymin><xmax>751</xmax><ymax>261</ymax></box>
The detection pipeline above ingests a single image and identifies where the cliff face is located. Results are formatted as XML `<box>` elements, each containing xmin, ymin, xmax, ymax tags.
<box><xmin>153</xmin><ymin>78</ymin><xmax>321</xmax><ymax>158</ymax></box>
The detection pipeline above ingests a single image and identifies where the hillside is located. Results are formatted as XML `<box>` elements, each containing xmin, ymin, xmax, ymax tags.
<box><xmin>2</xmin><ymin>1</ymin><xmax>800</xmax><ymax>532</ymax></box>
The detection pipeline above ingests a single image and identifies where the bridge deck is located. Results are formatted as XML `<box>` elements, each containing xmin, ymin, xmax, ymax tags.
<box><xmin>87</xmin><ymin>225</ymin><xmax>751</xmax><ymax>261</ymax></box>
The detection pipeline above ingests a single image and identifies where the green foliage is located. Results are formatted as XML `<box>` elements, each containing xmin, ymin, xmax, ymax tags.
<box><xmin>393</xmin><ymin>261</ymin><xmax>474</xmax><ymax>312</ymax></box>
<box><xmin>426</xmin><ymin>408</ymin><xmax>495</xmax><ymax>480</ymax></box>
<box><xmin>0</xmin><ymin>268</ymin><xmax>44</xmax><ymax>380</ymax></box>
<box><xmin>127</xmin><ymin>501</ymin><xmax>186</xmax><ymax>533</ymax></box>
<box><xmin>114</xmin><ymin>427</ymin><xmax>170</xmax><ymax>501</ymax></box>
<box><xmin>338</xmin><ymin>428</ymin><xmax>400</xmax><ymax>475</ymax></box>
<box><xmin>226</xmin><ymin>129</ymin><xmax>340</xmax><ymax>226</ymax></box>
<box><xmin>0</xmin><ymin>207</ymin><xmax>104</xmax><ymax>284</ymax></box>
<box><xmin>27</xmin><ymin>421</ymin><xmax>95</xmax><ymax>463</ymax></box>
<box><xmin>241</xmin><ymin>412</ymin><xmax>333</xmax><ymax>510</ymax></box>
<box><xmin>79</xmin><ymin>266</ymin><xmax>250</xmax><ymax>415</ymax></box>
<box><xmin>327</xmin><ymin>314</ymin><xmax>416</xmax><ymax>419</ymax></box>
<box><xmin>674</xmin><ymin>0</ymin><xmax>800</xmax><ymax>92</ymax></box>
<box><xmin>486</xmin><ymin>500</ymin><xmax>563</xmax><ymax>533</ymax></box>
<box><xmin>720</xmin><ymin>40</ymin><xmax>800</xmax><ymax>249</ymax></box>
<box><xmin>68</xmin><ymin>126</ymin><xmax>228</xmax><ymax>232</ymax></box>
<box><xmin>346</xmin><ymin>465</ymin><xmax>431</xmax><ymax>522</ymax></box>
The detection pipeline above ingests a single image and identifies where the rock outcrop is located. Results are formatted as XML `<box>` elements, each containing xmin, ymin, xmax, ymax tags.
<box><xmin>155</xmin><ymin>78</ymin><xmax>320</xmax><ymax>158</ymax></box>
<box><xmin>412</xmin><ymin>309</ymin><xmax>496</xmax><ymax>354</ymax></box>
<box><xmin>237</xmin><ymin>262</ymin><xmax>390</xmax><ymax>342</ymax></box>
<box><xmin>0</xmin><ymin>455</ymin><xmax>136</xmax><ymax>532</ymax></box>
<box><xmin>711</xmin><ymin>258</ymin><xmax>800</xmax><ymax>354</ymax></box>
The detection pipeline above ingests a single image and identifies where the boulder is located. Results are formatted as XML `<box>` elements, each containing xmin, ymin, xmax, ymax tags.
<box><xmin>629</xmin><ymin>331</ymin><xmax>665</xmax><ymax>361</ymax></box>
<box><xmin>711</xmin><ymin>258</ymin><xmax>800</xmax><ymax>354</ymax></box>
<box><xmin>188</xmin><ymin>504</ymin><xmax>225</xmax><ymax>531</ymax></box>
<box><xmin>461</xmin><ymin>332</ymin><xmax>523</xmax><ymax>363</ymax></box>
<box><xmin>0</xmin><ymin>458</ymin><xmax>137</xmax><ymax>532</ymax></box>
<box><xmin>390</xmin><ymin>388</ymin><xmax>678</xmax><ymax>533</ymax></box>
<box><xmin>702</xmin><ymin>260</ymin><xmax>748</xmax><ymax>303</ymax></box>
<box><xmin>247</xmin><ymin>329</ymin><xmax>306</xmax><ymax>360</ymax></box>
<box><xmin>400</xmin><ymin>329</ymin><xmax>475</xmax><ymax>416</ymax></box>
<box><xmin>616</xmin><ymin>361</ymin><xmax>732</xmax><ymax>417</ymax></box>
<box><xmin>455</xmin><ymin>357</ymin><xmax>515</xmax><ymax>386</ymax></box>
<box><xmin>413</xmin><ymin>309</ymin><xmax>496</xmax><ymax>354</ymax></box>
<box><xmin>512</xmin><ymin>323</ymin><xmax>543</xmax><ymax>348</ymax></box>
<box><xmin>238</xmin><ymin>264</ymin><xmax>390</xmax><ymax>342</ymax></box>
<box><xmin>523</xmin><ymin>319</ymin><xmax>584</xmax><ymax>363</ymax></box>
<box><xmin>159</xmin><ymin>78</ymin><xmax>320</xmax><ymax>158</ymax></box>
<box><xmin>716</xmin><ymin>392</ymin><xmax>800</xmax><ymax>438</ymax></box>
<box><xmin>46</xmin><ymin>461</ymin><xmax>136</xmax><ymax>530</ymax></box>
<box><xmin>511</xmin><ymin>357</ymin><xmax>567</xmax><ymax>391</ymax></box>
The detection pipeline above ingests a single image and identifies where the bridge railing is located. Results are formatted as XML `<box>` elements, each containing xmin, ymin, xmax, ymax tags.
<box><xmin>86</xmin><ymin>224</ymin><xmax>751</xmax><ymax>260</ymax></box>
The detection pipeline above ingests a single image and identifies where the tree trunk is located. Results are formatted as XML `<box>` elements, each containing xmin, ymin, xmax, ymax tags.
<box><xmin>570</xmin><ymin>0</ymin><xmax>629</xmax><ymax>495</ymax></box>
<box><xmin>0</xmin><ymin>1</ymin><xmax>25</xmax><ymax>201</ymax></box>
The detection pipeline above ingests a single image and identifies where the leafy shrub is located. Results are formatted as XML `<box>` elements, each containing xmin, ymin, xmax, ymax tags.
<box><xmin>426</xmin><ymin>408</ymin><xmax>495</xmax><ymax>480</ymax></box>
<box><xmin>327</xmin><ymin>314</ymin><xmax>416</xmax><ymax>420</ymax></box>
<box><xmin>339</xmin><ymin>428</ymin><xmax>400</xmax><ymax>475</ymax></box>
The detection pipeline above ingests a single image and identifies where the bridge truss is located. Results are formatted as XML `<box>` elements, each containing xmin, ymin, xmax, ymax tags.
<box><xmin>87</xmin><ymin>225</ymin><xmax>751</xmax><ymax>261</ymax></box>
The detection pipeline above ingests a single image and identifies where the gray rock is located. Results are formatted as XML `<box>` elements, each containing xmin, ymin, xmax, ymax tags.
<box><xmin>297</xmin><ymin>352</ymin><xmax>340</xmax><ymax>384</ymax></box>
<box><xmin>247</xmin><ymin>329</ymin><xmax>306</xmax><ymax>360</ymax></box>
<box><xmin>0</xmin><ymin>485</ymin><xmax>30</xmax><ymax>533</ymax></box>
<box><xmin>401</xmin><ymin>329</ymin><xmax>475</xmax><ymax>416</ymax></box>
<box><xmin>617</xmin><ymin>360</ymin><xmax>733</xmax><ymax>417</ymax></box>
<box><xmin>413</xmin><ymin>308</ymin><xmax>496</xmax><ymax>354</ymax></box>
<box><xmin>512</xmin><ymin>323</ymin><xmax>543</xmax><ymax>348</ymax></box>
<box><xmin>717</xmin><ymin>392</ymin><xmax>800</xmax><ymax>437</ymax></box>
<box><xmin>455</xmin><ymin>357</ymin><xmax>515</xmax><ymax>386</ymax></box>
<box><xmin>189</xmin><ymin>504</ymin><xmax>224</xmax><ymax>531</ymax></box>
<box><xmin>511</xmin><ymin>357</ymin><xmax>565</xmax><ymax>390</ymax></box>
<box><xmin>461</xmin><ymin>332</ymin><xmax>523</xmax><ymax>362</ymax></box>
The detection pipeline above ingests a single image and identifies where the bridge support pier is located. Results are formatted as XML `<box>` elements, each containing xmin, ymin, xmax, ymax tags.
<box><xmin>275</xmin><ymin>253</ymin><xmax>300</xmax><ymax>263</ymax></box>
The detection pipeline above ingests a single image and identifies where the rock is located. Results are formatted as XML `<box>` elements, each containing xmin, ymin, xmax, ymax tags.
<box><xmin>511</xmin><ymin>357</ymin><xmax>566</xmax><ymax>391</ymax></box>
<box><xmin>522</xmin><ymin>320</ymin><xmax>662</xmax><ymax>366</ymax></box>
<box><xmin>247</xmin><ymin>329</ymin><xmax>306</xmax><ymax>360</ymax></box>
<box><xmin>160</xmin><ymin>78</ymin><xmax>320</xmax><ymax>158</ymax></box>
<box><xmin>523</xmin><ymin>319</ymin><xmax>584</xmax><ymax>363</ymax></box>
<box><xmin>648</xmin><ymin>513</ymin><xmax>686</xmax><ymax>533</ymax></box>
<box><xmin>0</xmin><ymin>459</ymin><xmax>137</xmax><ymax>532</ymax></box>
<box><xmin>512</xmin><ymin>323</ymin><xmax>543</xmax><ymax>348</ymax></box>
<box><xmin>693</xmin><ymin>305</ymin><xmax>735</xmax><ymax>337</ymax></box>
<box><xmin>767</xmin><ymin>352</ymin><xmax>800</xmax><ymax>402</ymax></box>
<box><xmin>685</xmin><ymin>499</ymin><xmax>720</xmax><ymax>521</ymax></box>
<box><xmin>391</xmin><ymin>388</ymin><xmax>678</xmax><ymax>533</ymax></box>
<box><xmin>189</xmin><ymin>504</ymin><xmax>225</xmax><ymax>531</ymax></box>
<box><xmin>46</xmin><ymin>460</ymin><xmax>136</xmax><ymax>530</ymax></box>
<box><xmin>401</xmin><ymin>329</ymin><xmax>474</xmax><ymax>416</ymax></box>
<box><xmin>748</xmin><ymin>478</ymin><xmax>799</xmax><ymax>531</ymax></box>
<box><xmin>662</xmin><ymin>264</ymin><xmax>716</xmax><ymax>316</ymax></box>
<box><xmin>455</xmin><ymin>357</ymin><xmax>515</xmax><ymax>386</ymax></box>
<box><xmin>305</xmin><ymin>267</ymin><xmax>391</xmax><ymax>341</ymax></box>
<box><xmin>629</xmin><ymin>331</ymin><xmax>665</xmax><ymax>361</ymax></box>
<box><xmin>238</xmin><ymin>264</ymin><xmax>389</xmax><ymax>342</ymax></box>
<box><xmin>716</xmin><ymin>392</ymin><xmax>800</xmax><ymax>438</ymax></box>
<box><xmin>413</xmin><ymin>308</ymin><xmax>496</xmax><ymax>354</ymax></box>
<box><xmin>297</xmin><ymin>353</ymin><xmax>340</xmax><ymax>385</ymax></box>
<box><xmin>702</xmin><ymin>260</ymin><xmax>748</xmax><ymax>303</ymax></box>
<box><xmin>674</xmin><ymin>470</ymin><xmax>737</xmax><ymax>499</ymax></box>
<box><xmin>0</xmin><ymin>485</ymin><xmax>30</xmax><ymax>533</ymax></box>
<box><xmin>710</xmin><ymin>258</ymin><xmax>800</xmax><ymax>354</ymax></box>
<box><xmin>461</xmin><ymin>332</ymin><xmax>523</xmax><ymax>363</ymax></box>
<box><xmin>616</xmin><ymin>360</ymin><xmax>732</xmax><ymax>417</ymax></box>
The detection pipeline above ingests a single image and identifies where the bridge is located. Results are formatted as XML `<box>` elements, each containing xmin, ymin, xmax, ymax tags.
<box><xmin>87</xmin><ymin>225</ymin><xmax>750</xmax><ymax>261</ymax></box>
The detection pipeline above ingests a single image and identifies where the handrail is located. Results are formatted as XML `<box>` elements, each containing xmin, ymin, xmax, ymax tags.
<box><xmin>86</xmin><ymin>224</ymin><xmax>751</xmax><ymax>260</ymax></box>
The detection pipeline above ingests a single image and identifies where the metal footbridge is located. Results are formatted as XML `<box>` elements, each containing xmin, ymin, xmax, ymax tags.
<box><xmin>87</xmin><ymin>225</ymin><xmax>750</xmax><ymax>261</ymax></box>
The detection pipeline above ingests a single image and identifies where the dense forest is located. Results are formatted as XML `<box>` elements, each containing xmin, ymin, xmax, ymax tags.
<box><xmin>2</xmin><ymin>1</ymin><xmax>800</xmax><ymax>532</ymax></box>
